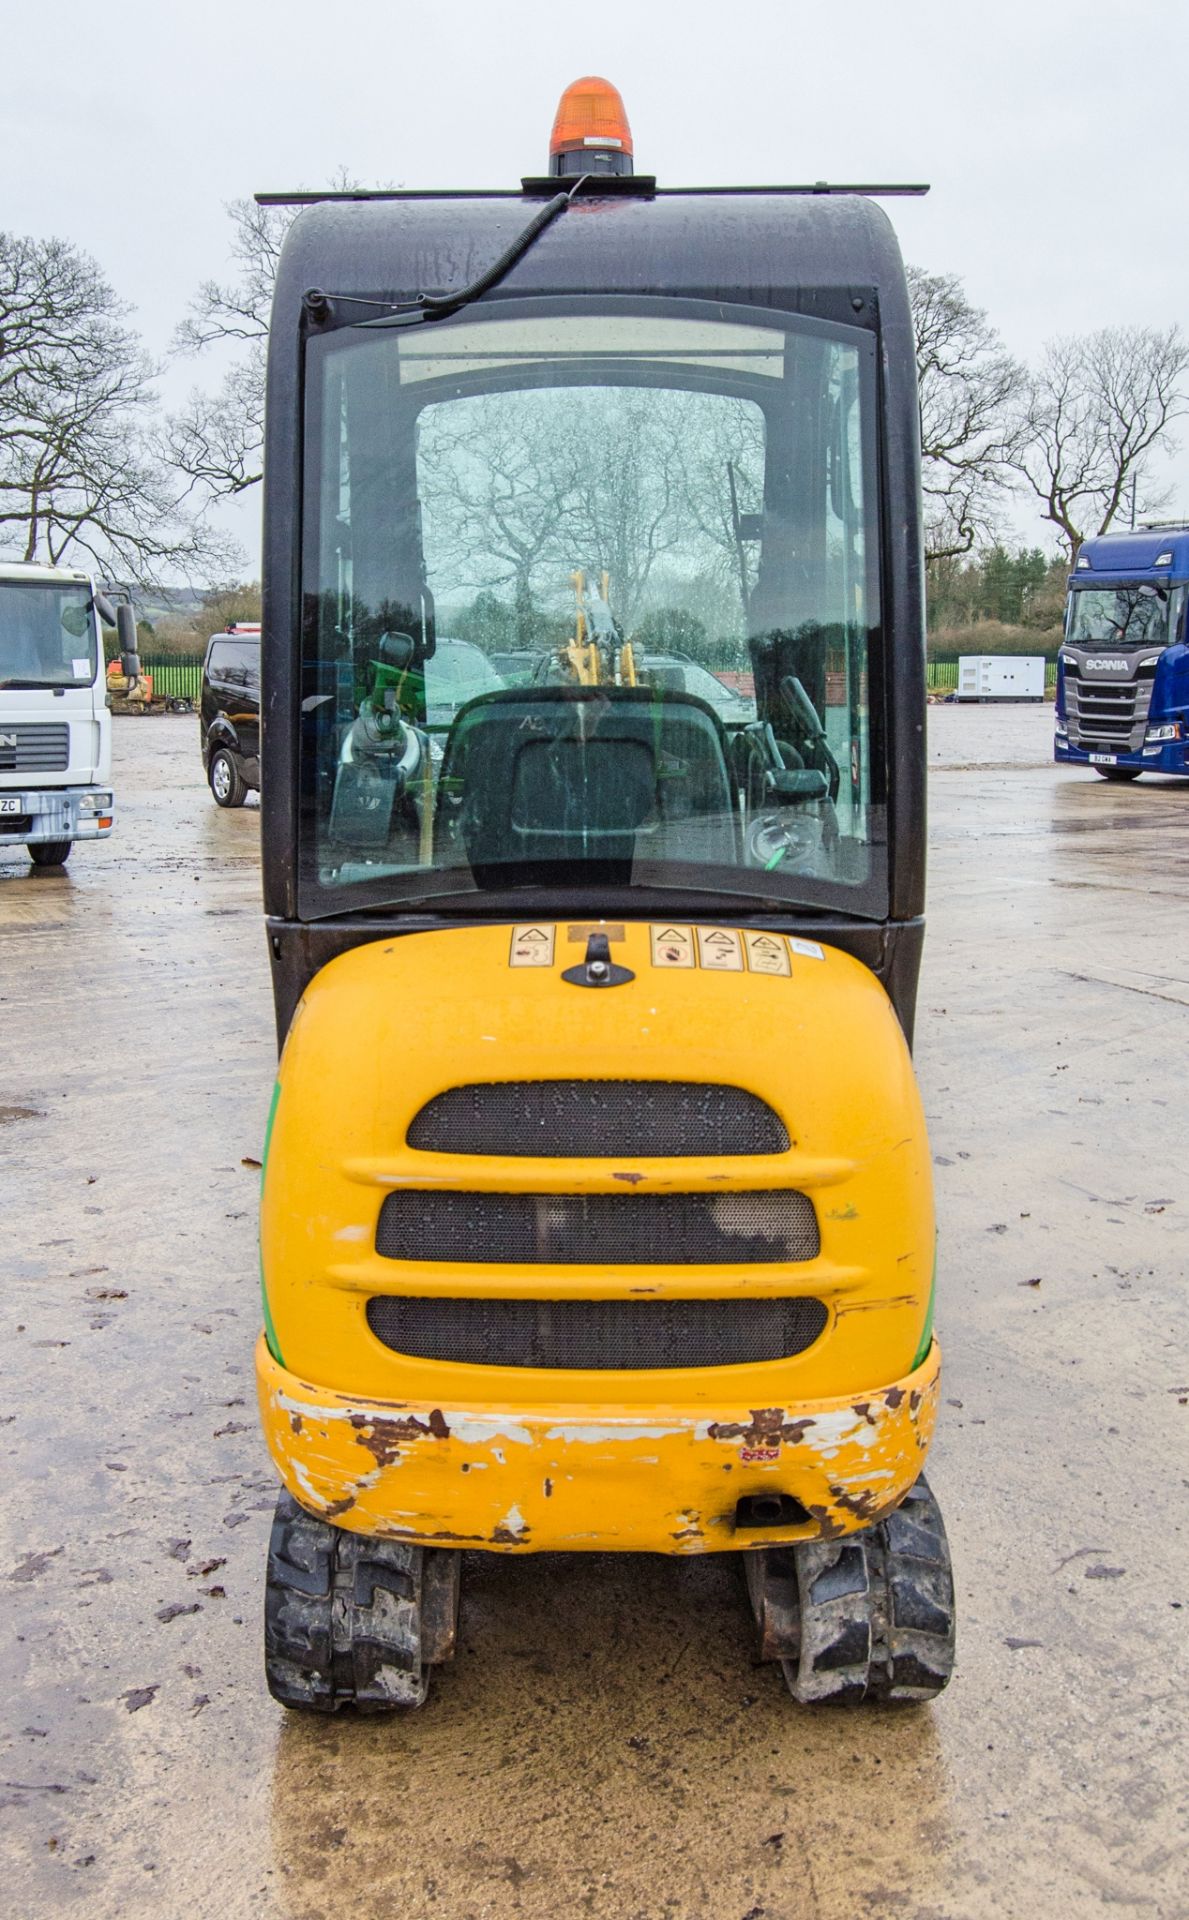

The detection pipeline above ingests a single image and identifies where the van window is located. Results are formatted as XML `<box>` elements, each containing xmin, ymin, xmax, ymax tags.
<box><xmin>208</xmin><ymin>639</ymin><xmax>260</xmax><ymax>689</ymax></box>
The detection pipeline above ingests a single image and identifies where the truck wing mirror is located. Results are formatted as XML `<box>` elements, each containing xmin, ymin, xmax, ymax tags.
<box><xmin>116</xmin><ymin>603</ymin><xmax>140</xmax><ymax>681</ymax></box>
<box><xmin>93</xmin><ymin>592</ymin><xmax>118</xmax><ymax>628</ymax></box>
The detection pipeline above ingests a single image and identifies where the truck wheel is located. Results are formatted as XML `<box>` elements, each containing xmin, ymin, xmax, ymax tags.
<box><xmin>1095</xmin><ymin>766</ymin><xmax>1141</xmax><ymax>782</ymax></box>
<box><xmin>748</xmin><ymin>1475</ymin><xmax>955</xmax><ymax>1705</ymax></box>
<box><xmin>264</xmin><ymin>1490</ymin><xmax>459</xmax><ymax>1712</ymax></box>
<box><xmin>29</xmin><ymin>840</ymin><xmax>72</xmax><ymax>868</ymax></box>
<box><xmin>209</xmin><ymin>748</ymin><xmax>247</xmax><ymax>808</ymax></box>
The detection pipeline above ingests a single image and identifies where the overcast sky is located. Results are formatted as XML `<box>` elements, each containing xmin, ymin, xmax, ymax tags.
<box><xmin>6</xmin><ymin>0</ymin><xmax>1188</xmax><ymax>577</ymax></box>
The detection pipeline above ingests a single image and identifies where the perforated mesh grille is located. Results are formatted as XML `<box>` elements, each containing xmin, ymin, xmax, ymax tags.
<box><xmin>365</xmin><ymin>1294</ymin><xmax>828</xmax><ymax>1369</ymax></box>
<box><xmin>376</xmin><ymin>1189</ymin><xmax>819</xmax><ymax>1265</ymax></box>
<box><xmin>406</xmin><ymin>1080</ymin><xmax>789</xmax><ymax>1157</ymax></box>
<box><xmin>0</xmin><ymin>723</ymin><xmax>69</xmax><ymax>773</ymax></box>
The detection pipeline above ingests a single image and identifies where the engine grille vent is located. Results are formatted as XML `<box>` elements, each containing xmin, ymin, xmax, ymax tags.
<box><xmin>376</xmin><ymin>1189</ymin><xmax>819</xmax><ymax>1266</ymax></box>
<box><xmin>406</xmin><ymin>1080</ymin><xmax>789</xmax><ymax>1157</ymax></box>
<box><xmin>0</xmin><ymin>723</ymin><xmax>70</xmax><ymax>773</ymax></box>
<box><xmin>1065</xmin><ymin>659</ymin><xmax>1156</xmax><ymax>751</ymax></box>
<box><xmin>365</xmin><ymin>1293</ymin><xmax>828</xmax><ymax>1370</ymax></box>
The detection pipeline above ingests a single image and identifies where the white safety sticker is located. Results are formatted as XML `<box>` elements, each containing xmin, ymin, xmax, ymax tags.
<box><xmin>509</xmin><ymin>924</ymin><xmax>555</xmax><ymax>967</ymax></box>
<box><xmin>72</xmin><ymin>658</ymin><xmax>89</xmax><ymax>678</ymax></box>
<box><xmin>697</xmin><ymin>927</ymin><xmax>744</xmax><ymax>972</ymax></box>
<box><xmin>790</xmin><ymin>937</ymin><xmax>825</xmax><ymax>961</ymax></box>
<box><xmin>744</xmin><ymin>932</ymin><xmax>791</xmax><ymax>976</ymax></box>
<box><xmin>650</xmin><ymin>925</ymin><xmax>696</xmax><ymax>968</ymax></box>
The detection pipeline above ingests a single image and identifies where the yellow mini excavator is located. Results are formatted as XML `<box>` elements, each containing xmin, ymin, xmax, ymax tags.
<box><xmin>253</xmin><ymin>78</ymin><xmax>954</xmax><ymax>1710</ymax></box>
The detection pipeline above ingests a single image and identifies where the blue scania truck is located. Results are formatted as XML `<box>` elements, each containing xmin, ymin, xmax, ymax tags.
<box><xmin>1055</xmin><ymin>523</ymin><xmax>1189</xmax><ymax>781</ymax></box>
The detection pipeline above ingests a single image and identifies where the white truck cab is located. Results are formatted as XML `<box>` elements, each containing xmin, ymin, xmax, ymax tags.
<box><xmin>0</xmin><ymin>562</ymin><xmax>134</xmax><ymax>867</ymax></box>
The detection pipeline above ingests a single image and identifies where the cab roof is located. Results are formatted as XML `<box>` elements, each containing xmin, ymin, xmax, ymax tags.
<box><xmin>0</xmin><ymin>561</ymin><xmax>91</xmax><ymax>585</ymax></box>
<box><xmin>1073</xmin><ymin>525</ymin><xmax>1189</xmax><ymax>581</ymax></box>
<box><xmin>270</xmin><ymin>189</ymin><xmax>912</xmax><ymax>343</ymax></box>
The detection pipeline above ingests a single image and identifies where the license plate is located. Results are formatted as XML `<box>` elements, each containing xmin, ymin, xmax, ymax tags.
<box><xmin>0</xmin><ymin>795</ymin><xmax>22</xmax><ymax>815</ymax></box>
<box><xmin>1089</xmin><ymin>753</ymin><xmax>1117</xmax><ymax>766</ymax></box>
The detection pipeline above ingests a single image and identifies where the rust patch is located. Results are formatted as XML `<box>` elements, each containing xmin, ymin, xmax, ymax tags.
<box><xmin>374</xmin><ymin>1525</ymin><xmax>486</xmax><ymax>1543</ymax></box>
<box><xmin>672</xmin><ymin>1525</ymin><xmax>702</xmax><ymax>1542</ymax></box>
<box><xmin>708</xmin><ymin>1408</ymin><xmax>817</xmax><ymax>1448</ymax></box>
<box><xmin>829</xmin><ymin>1484</ymin><xmax>884</xmax><ymax>1522</ymax></box>
<box><xmin>883</xmin><ymin>1386</ymin><xmax>905</xmax><ymax>1410</ymax></box>
<box><xmin>612</xmin><ymin>1171</ymin><xmax>647</xmax><ymax>1185</ymax></box>
<box><xmin>491</xmin><ymin>1524</ymin><xmax>529</xmax><ymax>1544</ymax></box>
<box><xmin>851</xmin><ymin>1402</ymin><xmax>879</xmax><ymax>1427</ymax></box>
<box><xmin>834</xmin><ymin>1294</ymin><xmax>918</xmax><ymax>1317</ymax></box>
<box><xmin>909</xmin><ymin>1389</ymin><xmax>923</xmax><ymax>1414</ymax></box>
<box><xmin>322</xmin><ymin>1495</ymin><xmax>355</xmax><ymax>1519</ymax></box>
<box><xmin>349</xmin><ymin>1408</ymin><xmax>450</xmax><ymax>1467</ymax></box>
<box><xmin>289</xmin><ymin>1412</ymin><xmax>303</xmax><ymax>1436</ymax></box>
<box><xmin>806</xmin><ymin>1504</ymin><xmax>844</xmax><ymax>1540</ymax></box>
<box><xmin>543</xmin><ymin>1477</ymin><xmax>553</xmax><ymax>1498</ymax></box>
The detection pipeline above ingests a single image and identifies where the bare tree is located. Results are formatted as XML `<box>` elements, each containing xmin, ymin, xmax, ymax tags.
<box><xmin>420</xmin><ymin>387</ymin><xmax>749</xmax><ymax>637</ymax></box>
<box><xmin>561</xmin><ymin>389</ymin><xmax>690</xmax><ymax>629</ymax></box>
<box><xmin>908</xmin><ymin>266</ymin><xmax>1022</xmax><ymax>564</ymax></box>
<box><xmin>419</xmin><ymin>392</ymin><xmax>581</xmax><ymax>636</ymax></box>
<box><xmin>0</xmin><ymin>231</ymin><xmax>236</xmax><ymax>580</ymax></box>
<box><xmin>166</xmin><ymin>198</ymin><xmax>292</xmax><ymax>500</ymax></box>
<box><xmin>170</xmin><ymin>184</ymin><xmax>363</xmax><ymax>500</ymax></box>
<box><xmin>1007</xmin><ymin>325</ymin><xmax>1189</xmax><ymax>562</ymax></box>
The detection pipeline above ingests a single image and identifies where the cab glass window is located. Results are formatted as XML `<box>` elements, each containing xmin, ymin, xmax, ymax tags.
<box><xmin>0</xmin><ymin>580</ymin><xmax>96</xmax><ymax>690</ymax></box>
<box><xmin>1067</xmin><ymin>585</ymin><xmax>1184</xmax><ymax>650</ymax></box>
<box><xmin>299</xmin><ymin>302</ymin><xmax>884</xmax><ymax>918</ymax></box>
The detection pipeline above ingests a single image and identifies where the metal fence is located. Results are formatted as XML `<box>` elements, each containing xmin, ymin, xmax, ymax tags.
<box><xmin>133</xmin><ymin>655</ymin><xmax>204</xmax><ymax>701</ymax></box>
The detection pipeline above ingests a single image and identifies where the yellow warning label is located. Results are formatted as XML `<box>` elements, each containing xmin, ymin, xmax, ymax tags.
<box><xmin>650</xmin><ymin>925</ymin><xmax>695</xmax><ymax>969</ymax></box>
<box><xmin>509</xmin><ymin>924</ymin><xmax>556</xmax><ymax>967</ymax></box>
<box><xmin>744</xmin><ymin>932</ymin><xmax>791</xmax><ymax>976</ymax></box>
<box><xmin>696</xmin><ymin>927</ymin><xmax>744</xmax><ymax>972</ymax></box>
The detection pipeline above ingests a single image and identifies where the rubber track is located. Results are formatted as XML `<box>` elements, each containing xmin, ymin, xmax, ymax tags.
<box><xmin>781</xmin><ymin>1475</ymin><xmax>955</xmax><ymax>1704</ymax></box>
<box><xmin>264</xmin><ymin>1492</ymin><xmax>428</xmax><ymax>1712</ymax></box>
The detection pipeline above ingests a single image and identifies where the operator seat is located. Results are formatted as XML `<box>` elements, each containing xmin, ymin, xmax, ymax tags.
<box><xmin>435</xmin><ymin>686</ymin><xmax>738</xmax><ymax>885</ymax></box>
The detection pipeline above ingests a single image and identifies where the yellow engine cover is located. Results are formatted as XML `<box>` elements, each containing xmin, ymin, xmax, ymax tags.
<box><xmin>257</xmin><ymin>922</ymin><xmax>938</xmax><ymax>1552</ymax></box>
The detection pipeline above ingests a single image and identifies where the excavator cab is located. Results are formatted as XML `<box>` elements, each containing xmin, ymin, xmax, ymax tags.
<box><xmin>255</xmin><ymin>80</ymin><xmax>954</xmax><ymax>1710</ymax></box>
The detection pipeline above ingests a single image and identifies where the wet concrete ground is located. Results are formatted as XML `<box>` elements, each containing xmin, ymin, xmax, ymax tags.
<box><xmin>1</xmin><ymin>706</ymin><xmax>1186</xmax><ymax>1919</ymax></box>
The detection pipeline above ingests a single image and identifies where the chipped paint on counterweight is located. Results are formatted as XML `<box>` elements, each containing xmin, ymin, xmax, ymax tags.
<box><xmin>257</xmin><ymin>1335</ymin><xmax>941</xmax><ymax>1554</ymax></box>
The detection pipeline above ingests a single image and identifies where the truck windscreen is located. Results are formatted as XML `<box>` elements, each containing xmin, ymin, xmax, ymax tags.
<box><xmin>298</xmin><ymin>300</ymin><xmax>885</xmax><ymax>918</ymax></box>
<box><xmin>1067</xmin><ymin>584</ymin><xmax>1184</xmax><ymax>650</ymax></box>
<box><xmin>0</xmin><ymin>580</ymin><xmax>97</xmax><ymax>689</ymax></box>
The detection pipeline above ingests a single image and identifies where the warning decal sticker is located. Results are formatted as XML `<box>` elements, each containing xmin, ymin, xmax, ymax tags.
<box><xmin>696</xmin><ymin>927</ymin><xmax>744</xmax><ymax>972</ymax></box>
<box><xmin>509</xmin><ymin>924</ymin><xmax>556</xmax><ymax>967</ymax></box>
<box><xmin>650</xmin><ymin>925</ymin><xmax>696</xmax><ymax>968</ymax></box>
<box><xmin>790</xmin><ymin>937</ymin><xmax>825</xmax><ymax>961</ymax></box>
<box><xmin>744</xmin><ymin>932</ymin><xmax>791</xmax><ymax>977</ymax></box>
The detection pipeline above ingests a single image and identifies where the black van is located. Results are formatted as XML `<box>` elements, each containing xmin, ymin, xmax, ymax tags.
<box><xmin>200</xmin><ymin>625</ymin><xmax>261</xmax><ymax>806</ymax></box>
